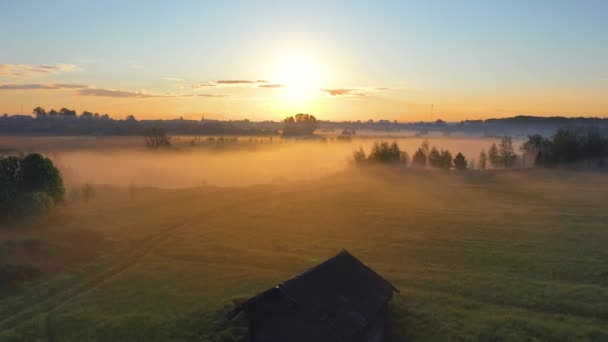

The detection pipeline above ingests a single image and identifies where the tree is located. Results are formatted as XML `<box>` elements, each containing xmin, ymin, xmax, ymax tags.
<box><xmin>59</xmin><ymin>108</ymin><xmax>77</xmax><ymax>117</ymax></box>
<box><xmin>440</xmin><ymin>150</ymin><xmax>453</xmax><ymax>170</ymax></box>
<box><xmin>368</xmin><ymin>141</ymin><xmax>402</xmax><ymax>163</ymax></box>
<box><xmin>20</xmin><ymin>153</ymin><xmax>64</xmax><ymax>202</ymax></box>
<box><xmin>453</xmin><ymin>152</ymin><xmax>467</xmax><ymax>170</ymax></box>
<box><xmin>48</xmin><ymin>109</ymin><xmax>58</xmax><ymax>116</ymax></box>
<box><xmin>478</xmin><ymin>149</ymin><xmax>487</xmax><ymax>170</ymax></box>
<box><xmin>33</xmin><ymin>107</ymin><xmax>46</xmax><ymax>117</ymax></box>
<box><xmin>81</xmin><ymin>111</ymin><xmax>93</xmax><ymax>119</ymax></box>
<box><xmin>1</xmin><ymin>154</ymin><xmax>64</xmax><ymax>223</ymax></box>
<box><xmin>488</xmin><ymin>143</ymin><xmax>500</xmax><ymax>167</ymax></box>
<box><xmin>428</xmin><ymin>147</ymin><xmax>442</xmax><ymax>168</ymax></box>
<box><xmin>498</xmin><ymin>136</ymin><xmax>517</xmax><ymax>167</ymax></box>
<box><xmin>144</xmin><ymin>126</ymin><xmax>171</xmax><ymax>149</ymax></box>
<box><xmin>0</xmin><ymin>156</ymin><xmax>21</xmax><ymax>219</ymax></box>
<box><xmin>412</xmin><ymin>148</ymin><xmax>427</xmax><ymax>168</ymax></box>
<box><xmin>282</xmin><ymin>113</ymin><xmax>317</xmax><ymax>136</ymax></box>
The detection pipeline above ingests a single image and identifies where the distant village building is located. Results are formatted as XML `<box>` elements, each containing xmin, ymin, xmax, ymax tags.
<box><xmin>228</xmin><ymin>250</ymin><xmax>398</xmax><ymax>342</ymax></box>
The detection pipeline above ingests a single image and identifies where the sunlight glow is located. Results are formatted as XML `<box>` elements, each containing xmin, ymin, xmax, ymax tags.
<box><xmin>272</xmin><ymin>54</ymin><xmax>323</xmax><ymax>105</ymax></box>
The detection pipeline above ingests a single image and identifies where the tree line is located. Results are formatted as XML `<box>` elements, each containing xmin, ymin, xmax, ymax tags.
<box><xmin>522</xmin><ymin>128</ymin><xmax>608</xmax><ymax>167</ymax></box>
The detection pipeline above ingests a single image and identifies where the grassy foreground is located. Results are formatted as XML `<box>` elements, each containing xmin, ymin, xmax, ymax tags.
<box><xmin>1</xmin><ymin>168</ymin><xmax>608</xmax><ymax>341</ymax></box>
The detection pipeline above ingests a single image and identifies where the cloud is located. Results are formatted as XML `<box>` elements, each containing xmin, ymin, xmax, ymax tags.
<box><xmin>216</xmin><ymin>80</ymin><xmax>256</xmax><ymax>84</ymax></box>
<box><xmin>192</xmin><ymin>83</ymin><xmax>216</xmax><ymax>88</ymax></box>
<box><xmin>0</xmin><ymin>83</ymin><xmax>87</xmax><ymax>90</ymax></box>
<box><xmin>197</xmin><ymin>94</ymin><xmax>225</xmax><ymax>97</ymax></box>
<box><xmin>322</xmin><ymin>88</ymin><xmax>361</xmax><ymax>96</ymax></box>
<box><xmin>0</xmin><ymin>64</ymin><xmax>78</xmax><ymax>77</ymax></box>
<box><xmin>163</xmin><ymin>77</ymin><xmax>183</xmax><ymax>81</ymax></box>
<box><xmin>258</xmin><ymin>83</ymin><xmax>287</xmax><ymax>88</ymax></box>
<box><xmin>193</xmin><ymin>80</ymin><xmax>269</xmax><ymax>88</ymax></box>
<box><xmin>77</xmin><ymin>88</ymin><xmax>168</xmax><ymax>98</ymax></box>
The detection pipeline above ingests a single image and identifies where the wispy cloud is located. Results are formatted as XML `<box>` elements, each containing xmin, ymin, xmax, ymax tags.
<box><xmin>0</xmin><ymin>64</ymin><xmax>78</xmax><ymax>77</ymax></box>
<box><xmin>77</xmin><ymin>88</ymin><xmax>169</xmax><ymax>98</ymax></box>
<box><xmin>216</xmin><ymin>80</ymin><xmax>256</xmax><ymax>84</ymax></box>
<box><xmin>321</xmin><ymin>87</ymin><xmax>389</xmax><ymax>97</ymax></box>
<box><xmin>197</xmin><ymin>94</ymin><xmax>225</xmax><ymax>98</ymax></box>
<box><xmin>0</xmin><ymin>83</ymin><xmax>87</xmax><ymax>90</ymax></box>
<box><xmin>192</xmin><ymin>79</ymin><xmax>269</xmax><ymax>88</ymax></box>
<box><xmin>322</xmin><ymin>88</ymin><xmax>364</xmax><ymax>96</ymax></box>
<box><xmin>258</xmin><ymin>83</ymin><xmax>287</xmax><ymax>88</ymax></box>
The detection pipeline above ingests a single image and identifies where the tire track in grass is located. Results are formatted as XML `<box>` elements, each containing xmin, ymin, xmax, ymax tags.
<box><xmin>0</xmin><ymin>189</ymin><xmax>289</xmax><ymax>339</ymax></box>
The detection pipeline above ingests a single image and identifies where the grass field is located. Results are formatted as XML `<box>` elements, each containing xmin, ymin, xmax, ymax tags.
<box><xmin>2</xmin><ymin>166</ymin><xmax>608</xmax><ymax>341</ymax></box>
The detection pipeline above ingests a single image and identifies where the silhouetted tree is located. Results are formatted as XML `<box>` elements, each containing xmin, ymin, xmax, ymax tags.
<box><xmin>1</xmin><ymin>153</ymin><xmax>64</xmax><ymax>222</ymax></box>
<box><xmin>498</xmin><ymin>136</ymin><xmax>517</xmax><ymax>167</ymax></box>
<box><xmin>81</xmin><ymin>111</ymin><xmax>93</xmax><ymax>119</ymax></box>
<box><xmin>488</xmin><ymin>143</ymin><xmax>500</xmax><ymax>167</ymax></box>
<box><xmin>282</xmin><ymin>113</ymin><xmax>317</xmax><ymax>136</ymax></box>
<box><xmin>59</xmin><ymin>108</ymin><xmax>77</xmax><ymax>117</ymax></box>
<box><xmin>453</xmin><ymin>152</ymin><xmax>467</xmax><ymax>170</ymax></box>
<box><xmin>428</xmin><ymin>147</ymin><xmax>442</xmax><ymax>168</ymax></box>
<box><xmin>478</xmin><ymin>149</ymin><xmax>487</xmax><ymax>170</ymax></box>
<box><xmin>33</xmin><ymin>107</ymin><xmax>46</xmax><ymax>117</ymax></box>
<box><xmin>20</xmin><ymin>153</ymin><xmax>65</xmax><ymax>202</ymax></box>
<box><xmin>412</xmin><ymin>148</ymin><xmax>427</xmax><ymax>168</ymax></box>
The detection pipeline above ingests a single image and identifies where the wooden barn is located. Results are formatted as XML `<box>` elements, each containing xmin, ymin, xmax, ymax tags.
<box><xmin>228</xmin><ymin>250</ymin><xmax>398</xmax><ymax>342</ymax></box>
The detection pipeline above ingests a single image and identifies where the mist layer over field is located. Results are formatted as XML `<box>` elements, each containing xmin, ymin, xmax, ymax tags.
<box><xmin>0</xmin><ymin>135</ymin><xmax>519</xmax><ymax>188</ymax></box>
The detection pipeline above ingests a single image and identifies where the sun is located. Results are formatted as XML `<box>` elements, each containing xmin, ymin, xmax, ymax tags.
<box><xmin>272</xmin><ymin>54</ymin><xmax>323</xmax><ymax>104</ymax></box>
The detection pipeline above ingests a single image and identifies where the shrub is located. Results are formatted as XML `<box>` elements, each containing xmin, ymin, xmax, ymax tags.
<box><xmin>353</xmin><ymin>147</ymin><xmax>366</xmax><ymax>163</ymax></box>
<box><xmin>0</xmin><ymin>153</ymin><xmax>63</xmax><ymax>223</ymax></box>
<box><xmin>144</xmin><ymin>126</ymin><xmax>172</xmax><ymax>149</ymax></box>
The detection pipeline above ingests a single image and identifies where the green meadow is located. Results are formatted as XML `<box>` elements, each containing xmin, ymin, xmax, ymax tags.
<box><xmin>1</xmin><ymin>166</ymin><xmax>608</xmax><ymax>341</ymax></box>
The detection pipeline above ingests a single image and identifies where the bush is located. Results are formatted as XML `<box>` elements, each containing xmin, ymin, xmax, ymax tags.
<box><xmin>144</xmin><ymin>126</ymin><xmax>172</xmax><ymax>149</ymax></box>
<box><xmin>0</xmin><ymin>153</ymin><xmax>63</xmax><ymax>223</ymax></box>
<box><xmin>14</xmin><ymin>192</ymin><xmax>54</xmax><ymax>218</ymax></box>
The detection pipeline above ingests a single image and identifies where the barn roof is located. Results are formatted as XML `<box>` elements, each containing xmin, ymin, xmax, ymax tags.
<box><xmin>228</xmin><ymin>250</ymin><xmax>398</xmax><ymax>340</ymax></box>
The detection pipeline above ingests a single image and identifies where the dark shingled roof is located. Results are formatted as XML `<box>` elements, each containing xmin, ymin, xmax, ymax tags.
<box><xmin>228</xmin><ymin>250</ymin><xmax>398</xmax><ymax>340</ymax></box>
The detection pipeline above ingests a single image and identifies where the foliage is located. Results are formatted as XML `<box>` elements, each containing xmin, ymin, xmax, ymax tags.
<box><xmin>498</xmin><ymin>136</ymin><xmax>517</xmax><ymax>168</ymax></box>
<box><xmin>0</xmin><ymin>153</ymin><xmax>64</xmax><ymax>223</ymax></box>
<box><xmin>412</xmin><ymin>148</ymin><xmax>427</xmax><ymax>168</ymax></box>
<box><xmin>353</xmin><ymin>147</ymin><xmax>366</xmax><ymax>163</ymax></box>
<box><xmin>488</xmin><ymin>143</ymin><xmax>500</xmax><ymax>167</ymax></box>
<box><xmin>282</xmin><ymin>113</ymin><xmax>318</xmax><ymax>136</ymax></box>
<box><xmin>428</xmin><ymin>147</ymin><xmax>452</xmax><ymax>169</ymax></box>
<box><xmin>478</xmin><ymin>149</ymin><xmax>487</xmax><ymax>170</ymax></box>
<box><xmin>523</xmin><ymin>128</ymin><xmax>608</xmax><ymax>167</ymax></box>
<box><xmin>144</xmin><ymin>126</ymin><xmax>172</xmax><ymax>149</ymax></box>
<box><xmin>453</xmin><ymin>152</ymin><xmax>467</xmax><ymax>170</ymax></box>
<box><xmin>354</xmin><ymin>141</ymin><xmax>408</xmax><ymax>165</ymax></box>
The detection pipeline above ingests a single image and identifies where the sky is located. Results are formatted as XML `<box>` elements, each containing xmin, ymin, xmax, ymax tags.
<box><xmin>1</xmin><ymin>0</ymin><xmax>607</xmax><ymax>122</ymax></box>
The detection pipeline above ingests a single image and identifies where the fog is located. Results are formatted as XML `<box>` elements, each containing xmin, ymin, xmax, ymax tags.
<box><xmin>0</xmin><ymin>135</ymin><xmax>521</xmax><ymax>188</ymax></box>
